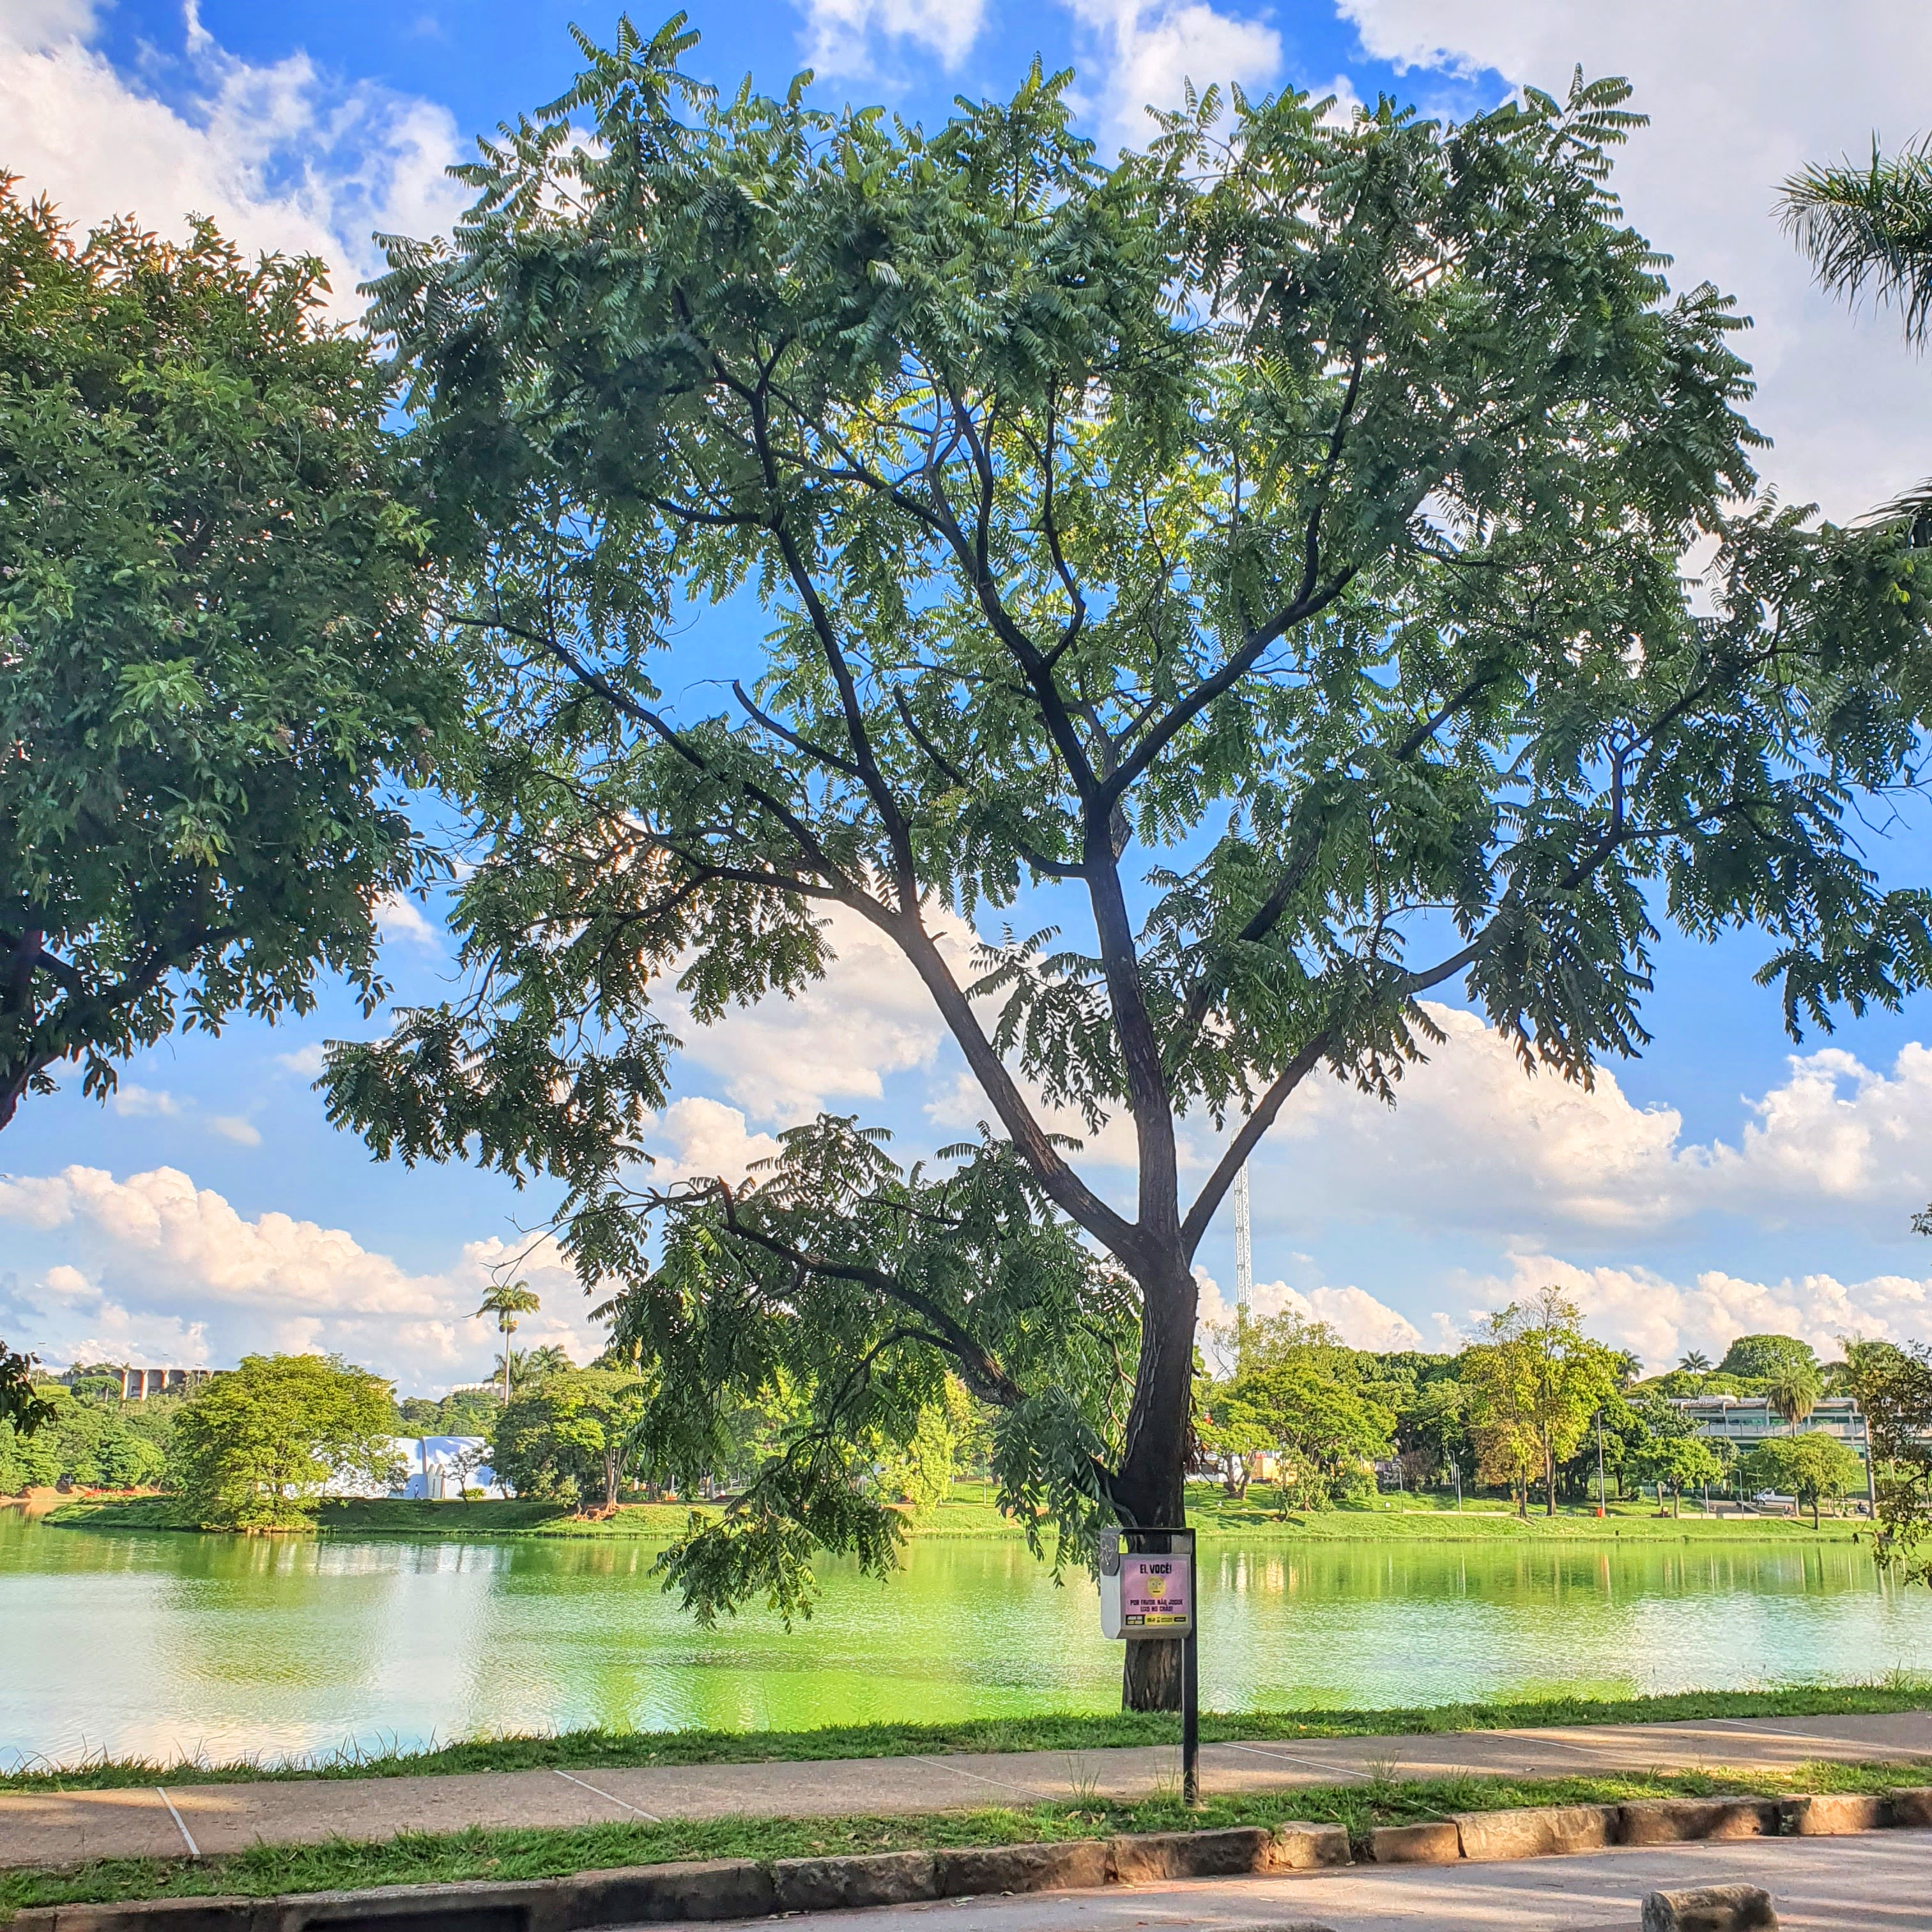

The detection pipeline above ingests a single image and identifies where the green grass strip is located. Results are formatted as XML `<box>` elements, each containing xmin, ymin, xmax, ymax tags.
<box><xmin>4</xmin><ymin>1761</ymin><xmax>1929</xmax><ymax>1915</ymax></box>
<box><xmin>6</xmin><ymin>1680</ymin><xmax>1929</xmax><ymax>1794</ymax></box>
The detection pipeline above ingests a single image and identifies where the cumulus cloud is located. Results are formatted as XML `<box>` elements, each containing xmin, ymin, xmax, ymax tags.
<box><xmin>0</xmin><ymin>1166</ymin><xmax>604</xmax><ymax>1393</ymax></box>
<box><xmin>801</xmin><ymin>0</ymin><xmax>990</xmax><ymax>75</ymax></box>
<box><xmin>666</xmin><ymin>903</ymin><xmax>969</xmax><ymax>1124</ymax></box>
<box><xmin>0</xmin><ymin>2</ymin><xmax>468</xmax><ymax>319</ymax></box>
<box><xmin>643</xmin><ymin>1096</ymin><xmax>786</xmax><ymax>1187</ymax></box>
<box><xmin>1066</xmin><ymin>0</ymin><xmax>1281</xmax><ymax>147</ymax></box>
<box><xmin>377</xmin><ymin>893</ymin><xmax>445</xmax><ymax>953</ymax></box>
<box><xmin>1245</xmin><ymin>1006</ymin><xmax>1932</xmax><ymax>1240</ymax></box>
<box><xmin>1335</xmin><ymin>0</ymin><xmax>1932</xmax><ymax>520</ymax></box>
<box><xmin>1194</xmin><ymin>1264</ymin><xmax>1424</xmax><ymax>1367</ymax></box>
<box><xmin>1457</xmin><ymin>1250</ymin><xmax>1932</xmax><ymax>1370</ymax></box>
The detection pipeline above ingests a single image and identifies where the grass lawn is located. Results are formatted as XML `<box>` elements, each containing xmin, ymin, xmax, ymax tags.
<box><xmin>35</xmin><ymin>1482</ymin><xmax>1864</xmax><ymax>1543</ymax></box>
<box><xmin>6</xmin><ymin>1680</ymin><xmax>1929</xmax><ymax>1793</ymax></box>
<box><xmin>4</xmin><ymin>1759</ymin><xmax>1929</xmax><ymax>1913</ymax></box>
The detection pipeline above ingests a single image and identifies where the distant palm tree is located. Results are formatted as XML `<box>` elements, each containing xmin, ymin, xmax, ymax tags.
<box><xmin>1781</xmin><ymin>138</ymin><xmax>1932</xmax><ymax>533</ymax></box>
<box><xmin>1768</xmin><ymin>1363</ymin><xmax>1823</xmax><ymax>1438</ymax></box>
<box><xmin>474</xmin><ymin>1281</ymin><xmax>541</xmax><ymax>1404</ymax></box>
<box><xmin>1677</xmin><ymin>1350</ymin><xmax>1712</xmax><ymax>1374</ymax></box>
<box><xmin>1781</xmin><ymin>138</ymin><xmax>1932</xmax><ymax>348</ymax></box>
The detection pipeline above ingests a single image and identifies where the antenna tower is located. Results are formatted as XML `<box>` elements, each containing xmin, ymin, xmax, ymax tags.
<box><xmin>1232</xmin><ymin>1163</ymin><xmax>1252</xmax><ymax>1314</ymax></box>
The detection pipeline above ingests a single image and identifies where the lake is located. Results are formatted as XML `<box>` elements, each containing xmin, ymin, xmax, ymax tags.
<box><xmin>4</xmin><ymin>1509</ymin><xmax>1929</xmax><ymax>1770</ymax></box>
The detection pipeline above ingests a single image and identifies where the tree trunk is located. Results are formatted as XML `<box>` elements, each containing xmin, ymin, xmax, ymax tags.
<box><xmin>1112</xmin><ymin>1254</ymin><xmax>1195</xmax><ymax>1713</ymax></box>
<box><xmin>1544</xmin><ymin>1445</ymin><xmax>1556</xmax><ymax>1517</ymax></box>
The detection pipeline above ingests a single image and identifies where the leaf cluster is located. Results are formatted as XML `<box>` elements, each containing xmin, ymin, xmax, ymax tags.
<box><xmin>0</xmin><ymin>179</ymin><xmax>457</xmax><ymax>1124</ymax></box>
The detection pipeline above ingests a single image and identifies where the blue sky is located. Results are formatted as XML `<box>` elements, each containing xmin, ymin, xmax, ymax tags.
<box><xmin>6</xmin><ymin>0</ymin><xmax>1932</xmax><ymax>1390</ymax></box>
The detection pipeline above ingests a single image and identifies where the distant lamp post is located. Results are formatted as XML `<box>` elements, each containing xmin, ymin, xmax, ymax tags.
<box><xmin>1595</xmin><ymin>1407</ymin><xmax>1606</xmax><ymax>1519</ymax></box>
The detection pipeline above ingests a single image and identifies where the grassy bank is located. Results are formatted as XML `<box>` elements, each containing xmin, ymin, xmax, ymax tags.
<box><xmin>8</xmin><ymin>1680</ymin><xmax>1929</xmax><ymax>1793</ymax></box>
<box><xmin>4</xmin><ymin>1759</ymin><xmax>1929</xmax><ymax>1913</ymax></box>
<box><xmin>31</xmin><ymin>1483</ymin><xmax>1867</xmax><ymax>1544</ymax></box>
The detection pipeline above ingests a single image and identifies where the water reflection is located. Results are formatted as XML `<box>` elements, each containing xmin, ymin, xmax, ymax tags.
<box><xmin>1</xmin><ymin>1509</ymin><xmax>1926</xmax><ymax>1768</ymax></box>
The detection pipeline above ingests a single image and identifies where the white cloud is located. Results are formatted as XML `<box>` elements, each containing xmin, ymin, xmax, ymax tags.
<box><xmin>1335</xmin><ymin>1</ymin><xmax>1932</xmax><ymax>520</ymax></box>
<box><xmin>667</xmin><ymin>903</ymin><xmax>967</xmax><ymax>1124</ymax></box>
<box><xmin>0</xmin><ymin>3</ymin><xmax>468</xmax><ymax>320</ymax></box>
<box><xmin>0</xmin><ymin>1166</ymin><xmax>603</xmax><ymax>1393</ymax></box>
<box><xmin>377</xmin><ymin>893</ymin><xmax>445</xmax><ymax>952</ymax></box>
<box><xmin>1246</xmin><ymin>1006</ymin><xmax>1932</xmax><ymax>1240</ymax></box>
<box><xmin>801</xmin><ymin>0</ymin><xmax>989</xmax><ymax>76</ymax></box>
<box><xmin>1066</xmin><ymin>0</ymin><xmax>1281</xmax><ymax>147</ymax></box>
<box><xmin>1194</xmin><ymin>1264</ymin><xmax>1424</xmax><ymax>1367</ymax></box>
<box><xmin>204</xmin><ymin>1114</ymin><xmax>261</xmax><ymax>1146</ymax></box>
<box><xmin>275</xmin><ymin>1044</ymin><xmax>328</xmax><ymax>1077</ymax></box>
<box><xmin>643</xmin><ymin>1096</ymin><xmax>786</xmax><ymax>1187</ymax></box>
<box><xmin>1459</xmin><ymin>1251</ymin><xmax>1932</xmax><ymax>1372</ymax></box>
<box><xmin>111</xmin><ymin>1084</ymin><xmax>180</xmax><ymax>1119</ymax></box>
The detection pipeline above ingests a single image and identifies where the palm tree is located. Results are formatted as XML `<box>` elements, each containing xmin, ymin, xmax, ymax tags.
<box><xmin>1781</xmin><ymin>138</ymin><xmax>1932</xmax><ymax>347</ymax></box>
<box><xmin>522</xmin><ymin>1344</ymin><xmax>574</xmax><ymax>1383</ymax></box>
<box><xmin>474</xmin><ymin>1281</ymin><xmax>541</xmax><ymax>1404</ymax></box>
<box><xmin>1782</xmin><ymin>139</ymin><xmax>1932</xmax><ymax>534</ymax></box>
<box><xmin>1767</xmin><ymin>1363</ymin><xmax>1823</xmax><ymax>1438</ymax></box>
<box><xmin>1677</xmin><ymin>1350</ymin><xmax>1712</xmax><ymax>1374</ymax></box>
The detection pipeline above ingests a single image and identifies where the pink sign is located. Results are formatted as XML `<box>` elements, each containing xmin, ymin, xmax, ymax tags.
<box><xmin>1119</xmin><ymin>1553</ymin><xmax>1192</xmax><ymax>1630</ymax></box>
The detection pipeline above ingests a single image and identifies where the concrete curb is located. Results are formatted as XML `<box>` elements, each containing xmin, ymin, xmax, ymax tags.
<box><xmin>7</xmin><ymin>1824</ymin><xmax>1348</xmax><ymax>1932</ymax></box>
<box><xmin>1361</xmin><ymin>1788</ymin><xmax>1932</xmax><ymax>1866</ymax></box>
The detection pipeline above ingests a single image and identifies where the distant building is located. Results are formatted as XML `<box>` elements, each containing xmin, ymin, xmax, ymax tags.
<box><xmin>319</xmin><ymin>1437</ymin><xmax>513</xmax><ymax>1501</ymax></box>
<box><xmin>115</xmin><ymin>1367</ymin><xmax>212</xmax><ymax>1401</ymax></box>
<box><xmin>1667</xmin><ymin>1394</ymin><xmax>1871</xmax><ymax>1462</ymax></box>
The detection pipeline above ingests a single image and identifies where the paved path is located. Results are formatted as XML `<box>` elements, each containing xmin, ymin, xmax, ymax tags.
<box><xmin>4</xmin><ymin>1712</ymin><xmax>1930</xmax><ymax>1869</ymax></box>
<box><xmin>677</xmin><ymin>1830</ymin><xmax>1932</xmax><ymax>1931</ymax></box>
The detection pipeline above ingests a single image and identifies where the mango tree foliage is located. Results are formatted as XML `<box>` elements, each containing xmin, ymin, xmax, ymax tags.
<box><xmin>1737</xmin><ymin>1430</ymin><xmax>1862</xmax><ymax>1528</ymax></box>
<box><xmin>489</xmin><ymin>1365</ymin><xmax>650</xmax><ymax>1514</ymax></box>
<box><xmin>0</xmin><ymin>181</ymin><xmax>454</xmax><ymax>1128</ymax></box>
<box><xmin>325</xmin><ymin>19</ymin><xmax>1932</xmax><ymax>1698</ymax></box>
<box><xmin>167</xmin><ymin>1354</ymin><xmax>402</xmax><ymax>1529</ymax></box>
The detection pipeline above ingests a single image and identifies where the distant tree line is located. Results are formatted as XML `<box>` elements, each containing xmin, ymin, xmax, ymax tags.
<box><xmin>1195</xmin><ymin>1294</ymin><xmax>1875</xmax><ymax>1521</ymax></box>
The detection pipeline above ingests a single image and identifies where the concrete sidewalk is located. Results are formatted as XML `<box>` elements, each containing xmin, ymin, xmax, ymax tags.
<box><xmin>4</xmin><ymin>1711</ymin><xmax>1929</xmax><ymax>1870</ymax></box>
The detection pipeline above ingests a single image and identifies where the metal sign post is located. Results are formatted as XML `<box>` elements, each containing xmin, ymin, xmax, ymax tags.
<box><xmin>1098</xmin><ymin>1527</ymin><xmax>1199</xmax><ymax>1805</ymax></box>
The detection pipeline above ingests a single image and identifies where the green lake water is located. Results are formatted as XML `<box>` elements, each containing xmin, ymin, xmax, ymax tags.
<box><xmin>3</xmin><ymin>1510</ymin><xmax>1929</xmax><ymax>1769</ymax></box>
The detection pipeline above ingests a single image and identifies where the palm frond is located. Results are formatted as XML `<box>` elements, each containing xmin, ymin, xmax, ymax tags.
<box><xmin>1779</xmin><ymin>135</ymin><xmax>1932</xmax><ymax>346</ymax></box>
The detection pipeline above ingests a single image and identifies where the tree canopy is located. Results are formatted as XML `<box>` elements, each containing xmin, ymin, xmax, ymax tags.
<box><xmin>1781</xmin><ymin>136</ymin><xmax>1932</xmax><ymax>350</ymax></box>
<box><xmin>324</xmin><ymin>20</ymin><xmax>1932</xmax><ymax>1701</ymax></box>
<box><xmin>1739</xmin><ymin>1430</ymin><xmax>1861</xmax><ymax>1529</ymax></box>
<box><xmin>1717</xmin><ymin>1334</ymin><xmax>1819</xmax><ymax>1381</ymax></box>
<box><xmin>167</xmin><ymin>1353</ymin><xmax>401</xmax><ymax>1529</ymax></box>
<box><xmin>490</xmin><ymin>1365</ymin><xmax>649</xmax><ymax>1514</ymax></box>
<box><xmin>1462</xmin><ymin>1291</ymin><xmax>1620</xmax><ymax>1516</ymax></box>
<box><xmin>0</xmin><ymin>178</ymin><xmax>456</xmax><ymax>1128</ymax></box>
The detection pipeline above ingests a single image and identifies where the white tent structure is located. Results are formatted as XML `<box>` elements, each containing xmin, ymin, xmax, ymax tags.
<box><xmin>321</xmin><ymin>1436</ymin><xmax>512</xmax><ymax>1499</ymax></box>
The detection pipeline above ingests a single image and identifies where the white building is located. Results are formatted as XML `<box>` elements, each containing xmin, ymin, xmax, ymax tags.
<box><xmin>320</xmin><ymin>1436</ymin><xmax>512</xmax><ymax>1499</ymax></box>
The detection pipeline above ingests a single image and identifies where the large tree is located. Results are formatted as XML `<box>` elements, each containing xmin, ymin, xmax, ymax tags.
<box><xmin>0</xmin><ymin>179</ymin><xmax>454</xmax><ymax>1128</ymax></box>
<box><xmin>328</xmin><ymin>24</ymin><xmax>1932</xmax><ymax>1704</ymax></box>
<box><xmin>167</xmin><ymin>1353</ymin><xmax>402</xmax><ymax>1530</ymax></box>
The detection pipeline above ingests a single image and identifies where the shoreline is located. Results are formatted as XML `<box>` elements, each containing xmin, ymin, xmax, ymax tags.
<box><xmin>6</xmin><ymin>1491</ymin><xmax>1874</xmax><ymax>1545</ymax></box>
<box><xmin>4</xmin><ymin>1683</ymin><xmax>1931</xmax><ymax>1795</ymax></box>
